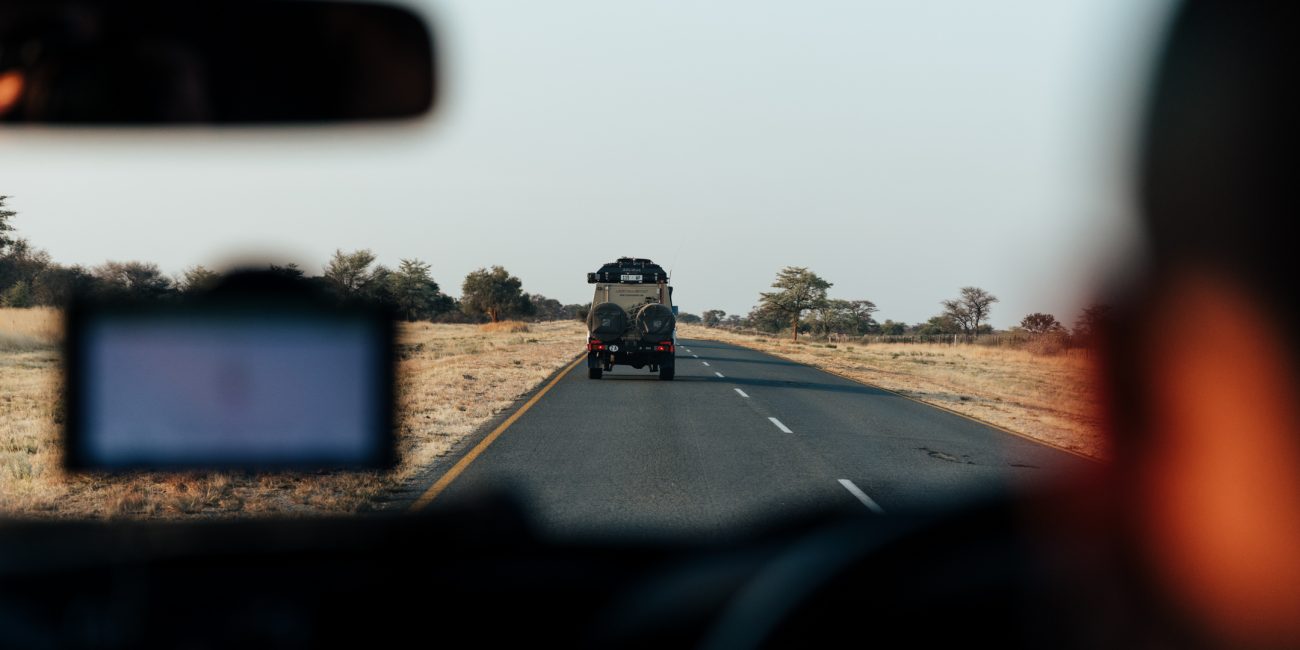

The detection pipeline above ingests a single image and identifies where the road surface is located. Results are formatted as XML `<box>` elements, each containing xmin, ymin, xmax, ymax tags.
<box><xmin>399</xmin><ymin>338</ymin><xmax>1092</xmax><ymax>539</ymax></box>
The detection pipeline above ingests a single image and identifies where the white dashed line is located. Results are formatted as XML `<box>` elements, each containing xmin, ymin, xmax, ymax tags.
<box><xmin>734</xmin><ymin>388</ymin><xmax>749</xmax><ymax>398</ymax></box>
<box><xmin>701</xmin><ymin>362</ymin><xmax>710</xmax><ymax>366</ymax></box>
<box><xmin>838</xmin><ymin>479</ymin><xmax>886</xmax><ymax>514</ymax></box>
<box><xmin>715</xmin><ymin>372</ymin><xmax>725</xmax><ymax>378</ymax></box>
<box><xmin>768</xmin><ymin>417</ymin><xmax>793</xmax><ymax>433</ymax></box>
<box><xmin>692</xmin><ymin>354</ymin><xmax>699</xmax><ymax>358</ymax></box>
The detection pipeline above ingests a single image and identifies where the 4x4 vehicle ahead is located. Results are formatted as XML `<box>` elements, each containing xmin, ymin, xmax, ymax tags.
<box><xmin>585</xmin><ymin>257</ymin><xmax>676</xmax><ymax>380</ymax></box>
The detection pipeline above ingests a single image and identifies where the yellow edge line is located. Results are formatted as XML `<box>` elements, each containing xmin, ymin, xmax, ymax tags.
<box><xmin>688</xmin><ymin>335</ymin><xmax>1103</xmax><ymax>464</ymax></box>
<box><xmin>409</xmin><ymin>354</ymin><xmax>585</xmax><ymax>511</ymax></box>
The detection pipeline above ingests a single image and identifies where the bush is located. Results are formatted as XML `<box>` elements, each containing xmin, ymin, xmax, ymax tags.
<box><xmin>1023</xmin><ymin>335</ymin><xmax>1067</xmax><ymax>356</ymax></box>
<box><xmin>1</xmin><ymin>281</ymin><xmax>31</xmax><ymax>308</ymax></box>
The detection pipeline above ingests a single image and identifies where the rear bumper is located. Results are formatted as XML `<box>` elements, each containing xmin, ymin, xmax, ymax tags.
<box><xmin>586</xmin><ymin>340</ymin><xmax>675</xmax><ymax>368</ymax></box>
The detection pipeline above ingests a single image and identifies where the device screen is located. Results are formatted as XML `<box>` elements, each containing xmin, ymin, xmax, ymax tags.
<box><xmin>66</xmin><ymin>309</ymin><xmax>392</xmax><ymax>470</ymax></box>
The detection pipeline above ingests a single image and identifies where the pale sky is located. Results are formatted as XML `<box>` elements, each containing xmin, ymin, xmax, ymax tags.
<box><xmin>0</xmin><ymin>0</ymin><xmax>1174</xmax><ymax>327</ymax></box>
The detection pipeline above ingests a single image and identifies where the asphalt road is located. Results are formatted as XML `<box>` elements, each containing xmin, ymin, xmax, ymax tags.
<box><xmin>413</xmin><ymin>338</ymin><xmax>1092</xmax><ymax>539</ymax></box>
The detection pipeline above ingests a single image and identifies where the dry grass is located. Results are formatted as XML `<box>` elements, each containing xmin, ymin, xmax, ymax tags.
<box><xmin>479</xmin><ymin>320</ymin><xmax>531</xmax><ymax>333</ymax></box>
<box><xmin>0</xmin><ymin>307</ymin><xmax>586</xmax><ymax>519</ymax></box>
<box><xmin>679</xmin><ymin>324</ymin><xmax>1105</xmax><ymax>460</ymax></box>
<box><xmin>0</xmin><ymin>307</ymin><xmax>61</xmax><ymax>352</ymax></box>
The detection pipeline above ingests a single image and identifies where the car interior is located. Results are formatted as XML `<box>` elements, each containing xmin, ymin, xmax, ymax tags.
<box><xmin>1</xmin><ymin>1</ymin><xmax>1296</xmax><ymax>647</ymax></box>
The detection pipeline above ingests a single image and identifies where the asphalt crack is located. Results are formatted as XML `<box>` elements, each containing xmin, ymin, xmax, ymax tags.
<box><xmin>919</xmin><ymin>446</ymin><xmax>975</xmax><ymax>464</ymax></box>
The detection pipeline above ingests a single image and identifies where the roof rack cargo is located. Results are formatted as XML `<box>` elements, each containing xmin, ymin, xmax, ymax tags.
<box><xmin>587</xmin><ymin>258</ymin><xmax>668</xmax><ymax>284</ymax></box>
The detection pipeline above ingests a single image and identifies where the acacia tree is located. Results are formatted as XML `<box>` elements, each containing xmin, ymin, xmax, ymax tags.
<box><xmin>758</xmin><ymin>266</ymin><xmax>832</xmax><ymax>341</ymax></box>
<box><xmin>809</xmin><ymin>299</ymin><xmax>879</xmax><ymax>337</ymax></box>
<box><xmin>388</xmin><ymin>258</ymin><xmax>453</xmax><ymax>321</ymax></box>
<box><xmin>323</xmin><ymin>249</ymin><xmax>389</xmax><ymax>300</ymax></box>
<box><xmin>746</xmin><ymin>303</ymin><xmax>786</xmax><ymax>334</ymax></box>
<box><xmin>461</xmin><ymin>265</ymin><xmax>533</xmax><ymax>322</ymax></box>
<box><xmin>31</xmin><ymin>265</ymin><xmax>94</xmax><ymax>306</ymax></box>
<box><xmin>702</xmin><ymin>309</ymin><xmax>727</xmax><ymax>327</ymax></box>
<box><xmin>0</xmin><ymin>238</ymin><xmax>51</xmax><ymax>298</ymax></box>
<box><xmin>879</xmin><ymin>319</ymin><xmax>908</xmax><ymax>336</ymax></box>
<box><xmin>177</xmin><ymin>265</ymin><xmax>221</xmax><ymax>293</ymax></box>
<box><xmin>93</xmin><ymin>261</ymin><xmax>174</xmax><ymax>300</ymax></box>
<box><xmin>914</xmin><ymin>315</ymin><xmax>961</xmax><ymax>336</ymax></box>
<box><xmin>1020</xmin><ymin>312</ymin><xmax>1064</xmax><ymax>334</ymax></box>
<box><xmin>528</xmin><ymin>294</ymin><xmax>567</xmax><ymax>321</ymax></box>
<box><xmin>941</xmin><ymin>286</ymin><xmax>998</xmax><ymax>336</ymax></box>
<box><xmin>563</xmin><ymin>303</ymin><xmax>590</xmax><ymax>321</ymax></box>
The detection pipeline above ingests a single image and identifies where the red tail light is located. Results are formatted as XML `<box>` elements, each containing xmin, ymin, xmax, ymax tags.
<box><xmin>587</xmin><ymin>340</ymin><xmax>606</xmax><ymax>351</ymax></box>
<box><xmin>654</xmin><ymin>341</ymin><xmax>674</xmax><ymax>353</ymax></box>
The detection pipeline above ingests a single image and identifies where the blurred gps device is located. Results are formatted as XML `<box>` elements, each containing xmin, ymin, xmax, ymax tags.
<box><xmin>63</xmin><ymin>271</ymin><xmax>395</xmax><ymax>471</ymax></box>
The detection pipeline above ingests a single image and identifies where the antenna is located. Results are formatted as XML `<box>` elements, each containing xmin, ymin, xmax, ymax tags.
<box><xmin>667</xmin><ymin>239</ymin><xmax>685</xmax><ymax>282</ymax></box>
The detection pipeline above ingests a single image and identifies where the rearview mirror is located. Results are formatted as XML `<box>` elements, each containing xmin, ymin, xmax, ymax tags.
<box><xmin>0</xmin><ymin>0</ymin><xmax>435</xmax><ymax>124</ymax></box>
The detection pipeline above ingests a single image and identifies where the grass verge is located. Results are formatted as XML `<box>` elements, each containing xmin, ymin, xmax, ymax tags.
<box><xmin>678</xmin><ymin>324</ymin><xmax>1105</xmax><ymax>460</ymax></box>
<box><xmin>0</xmin><ymin>307</ymin><xmax>586</xmax><ymax>518</ymax></box>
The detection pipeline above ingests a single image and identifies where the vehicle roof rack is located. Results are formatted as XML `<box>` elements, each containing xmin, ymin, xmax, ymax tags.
<box><xmin>588</xmin><ymin>258</ymin><xmax>668</xmax><ymax>284</ymax></box>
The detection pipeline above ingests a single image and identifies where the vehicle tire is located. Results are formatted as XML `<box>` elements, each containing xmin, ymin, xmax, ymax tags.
<box><xmin>588</xmin><ymin>367</ymin><xmax>602</xmax><ymax>379</ymax></box>
<box><xmin>586</xmin><ymin>303</ymin><xmax>628</xmax><ymax>342</ymax></box>
<box><xmin>659</xmin><ymin>365</ymin><xmax>674</xmax><ymax>381</ymax></box>
<box><xmin>633</xmin><ymin>303</ymin><xmax>676</xmax><ymax>342</ymax></box>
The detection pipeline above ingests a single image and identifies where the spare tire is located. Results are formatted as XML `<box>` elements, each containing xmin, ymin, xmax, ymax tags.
<box><xmin>587</xmin><ymin>302</ymin><xmax>628</xmax><ymax>342</ymax></box>
<box><xmin>633</xmin><ymin>303</ymin><xmax>675</xmax><ymax>342</ymax></box>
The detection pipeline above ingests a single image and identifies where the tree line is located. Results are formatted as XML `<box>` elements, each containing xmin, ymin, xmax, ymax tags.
<box><xmin>0</xmin><ymin>196</ymin><xmax>588</xmax><ymax>324</ymax></box>
<box><xmin>4</xmin><ymin>197</ymin><xmax>1108</xmax><ymax>336</ymax></box>
<box><xmin>690</xmin><ymin>265</ymin><xmax>1110</xmax><ymax>344</ymax></box>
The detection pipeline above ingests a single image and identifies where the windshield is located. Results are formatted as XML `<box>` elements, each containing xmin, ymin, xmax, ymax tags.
<box><xmin>1</xmin><ymin>0</ymin><xmax>1172</xmax><ymax>535</ymax></box>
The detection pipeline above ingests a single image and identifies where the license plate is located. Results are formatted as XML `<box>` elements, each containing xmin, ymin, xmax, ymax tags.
<box><xmin>620</xmin><ymin>274</ymin><xmax>642</xmax><ymax>281</ymax></box>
